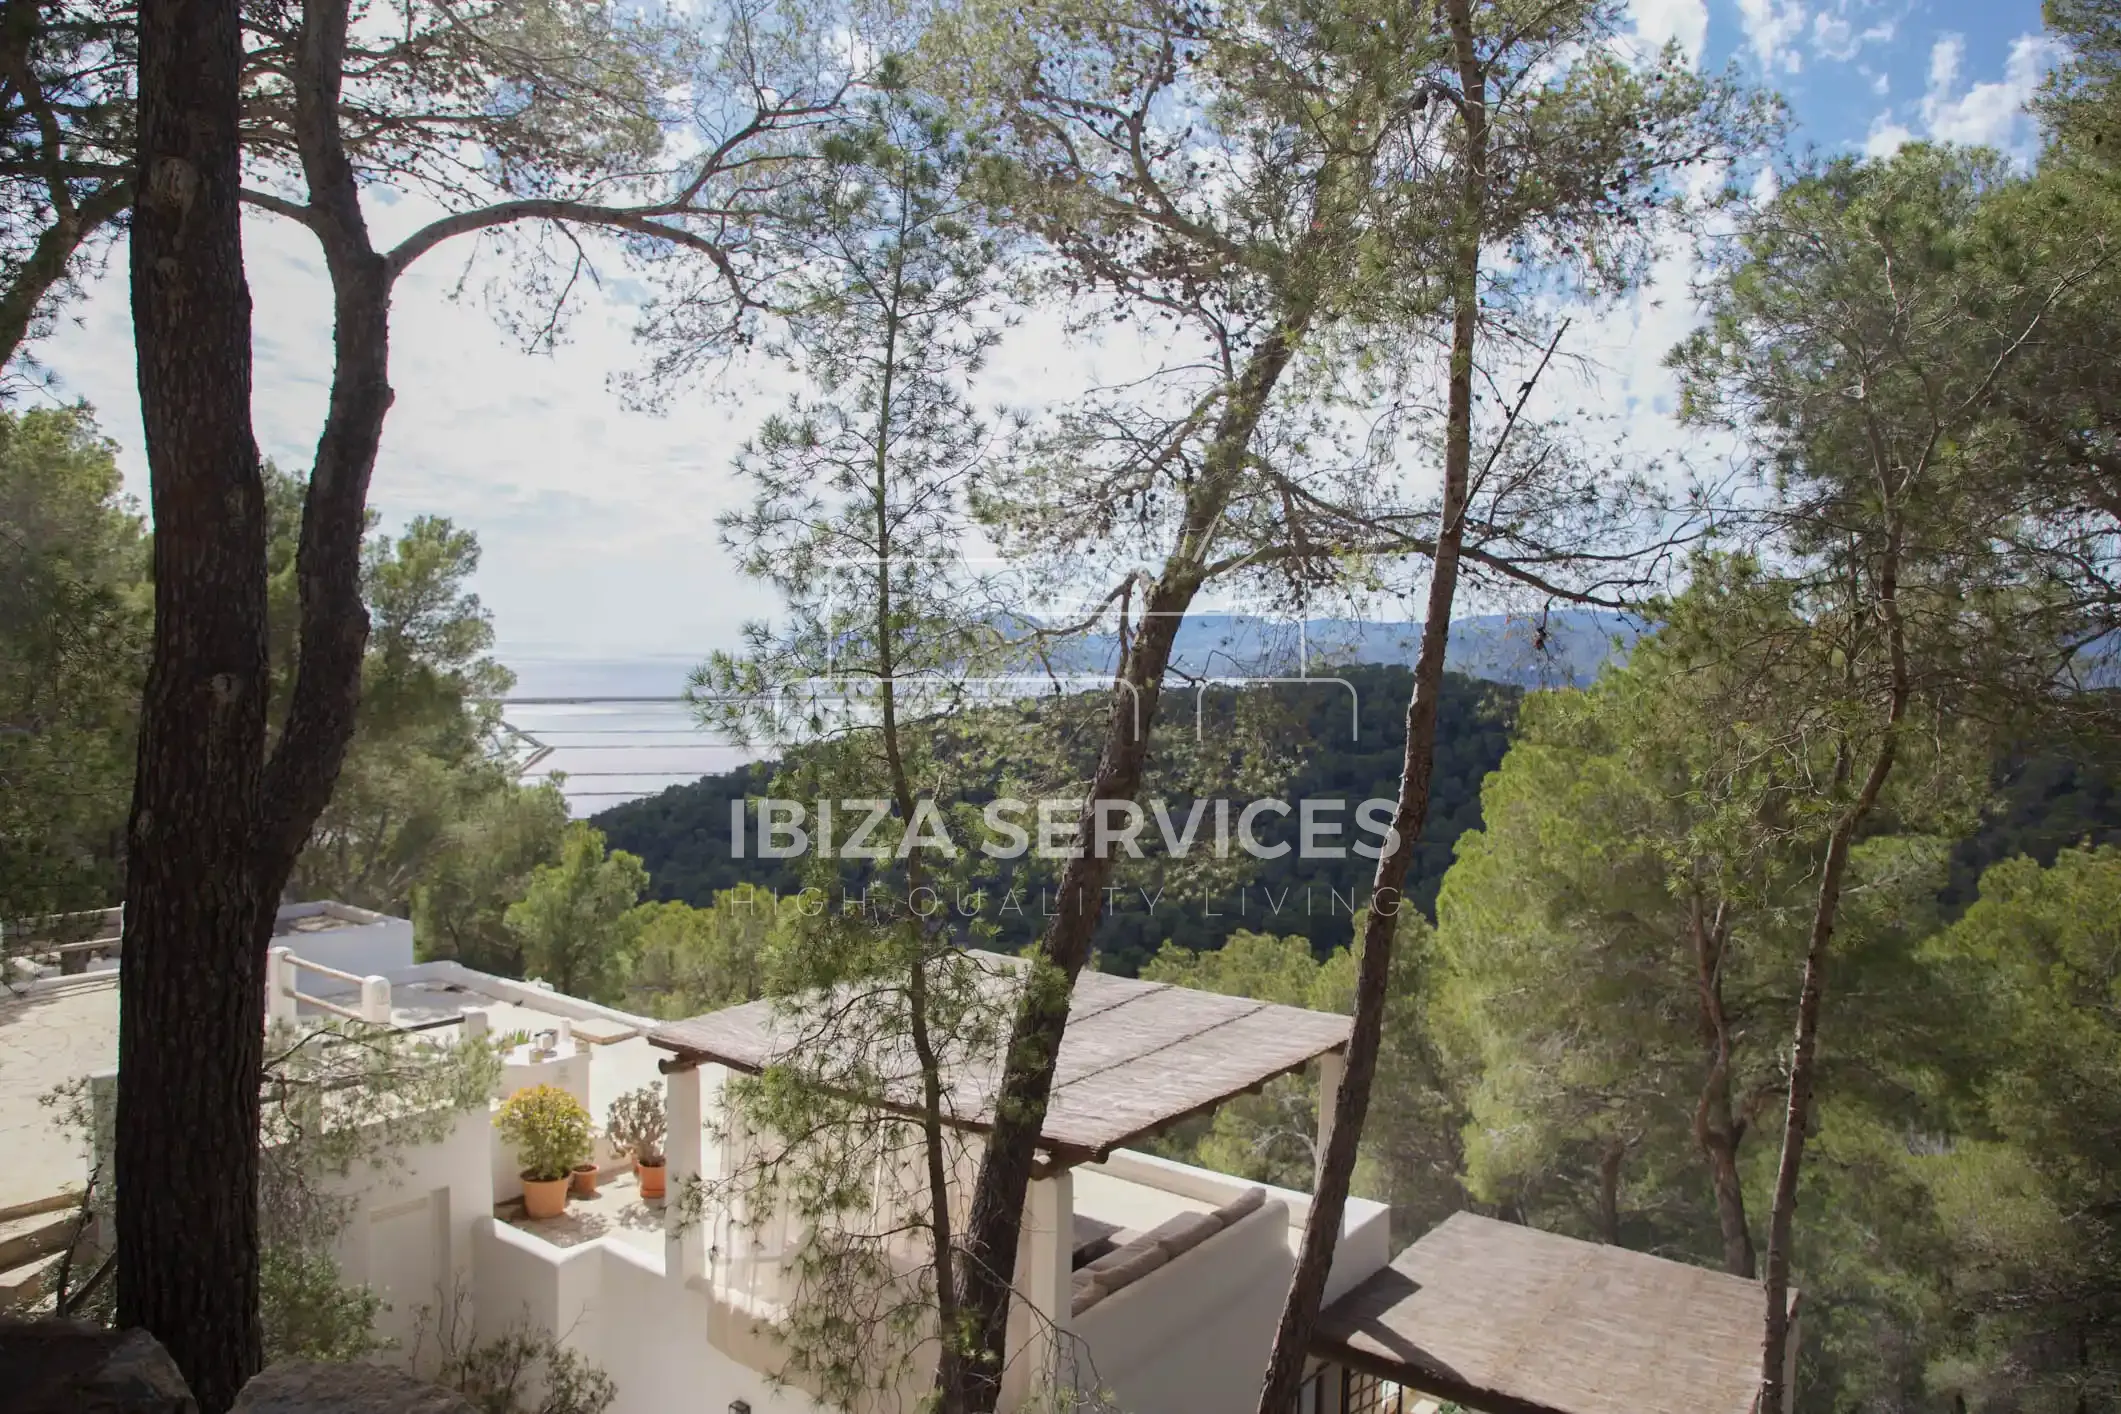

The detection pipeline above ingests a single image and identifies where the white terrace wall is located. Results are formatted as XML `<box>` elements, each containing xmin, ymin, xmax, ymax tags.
<box><xmin>1094</xmin><ymin>1150</ymin><xmax>1393</xmax><ymax>1307</ymax></box>
<box><xmin>1069</xmin><ymin>1196</ymin><xmax>1293</xmax><ymax>1414</ymax></box>
<box><xmin>488</xmin><ymin>1042</ymin><xmax>592</xmax><ymax>1206</ymax></box>
<box><xmin>319</xmin><ymin>1105</ymin><xmax>493</xmax><ymax>1360</ymax></box>
<box><xmin>471</xmin><ymin>1218</ymin><xmax>806</xmax><ymax>1414</ymax></box>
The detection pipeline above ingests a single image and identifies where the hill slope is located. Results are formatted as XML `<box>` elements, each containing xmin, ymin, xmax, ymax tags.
<box><xmin>593</xmin><ymin>665</ymin><xmax>1519</xmax><ymax>974</ymax></box>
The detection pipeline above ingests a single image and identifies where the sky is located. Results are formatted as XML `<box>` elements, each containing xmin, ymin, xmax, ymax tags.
<box><xmin>32</xmin><ymin>0</ymin><xmax>2061</xmax><ymax>671</ymax></box>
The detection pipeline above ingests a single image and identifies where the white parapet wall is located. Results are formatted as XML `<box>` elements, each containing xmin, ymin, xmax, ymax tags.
<box><xmin>1070</xmin><ymin>1195</ymin><xmax>1296</xmax><ymax>1414</ymax></box>
<box><xmin>1094</xmin><ymin>1148</ymin><xmax>1393</xmax><ymax>1308</ymax></box>
<box><xmin>322</xmin><ymin>1105</ymin><xmax>494</xmax><ymax>1358</ymax></box>
<box><xmin>470</xmin><ymin>1219</ymin><xmax>810</xmax><ymax>1414</ymax></box>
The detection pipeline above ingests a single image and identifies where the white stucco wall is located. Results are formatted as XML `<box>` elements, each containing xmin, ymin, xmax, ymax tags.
<box><xmin>1090</xmin><ymin>1150</ymin><xmax>1392</xmax><ymax>1310</ymax></box>
<box><xmin>471</xmin><ymin>1219</ymin><xmax>809</xmax><ymax>1414</ymax></box>
<box><xmin>326</xmin><ymin>1073</ymin><xmax>1392</xmax><ymax>1414</ymax></box>
<box><xmin>319</xmin><ymin>1105</ymin><xmax>493</xmax><ymax>1360</ymax></box>
<box><xmin>1070</xmin><ymin>1197</ymin><xmax>1296</xmax><ymax>1414</ymax></box>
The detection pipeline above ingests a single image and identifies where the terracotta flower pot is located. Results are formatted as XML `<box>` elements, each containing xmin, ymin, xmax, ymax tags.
<box><xmin>571</xmin><ymin>1162</ymin><xmax>600</xmax><ymax>1198</ymax></box>
<box><xmin>522</xmin><ymin>1172</ymin><xmax>569</xmax><ymax>1219</ymax></box>
<box><xmin>636</xmin><ymin>1158</ymin><xmax>667</xmax><ymax>1200</ymax></box>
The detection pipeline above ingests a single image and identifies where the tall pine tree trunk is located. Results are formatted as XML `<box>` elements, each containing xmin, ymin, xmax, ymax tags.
<box><xmin>1691</xmin><ymin>893</ymin><xmax>1756</xmax><ymax>1278</ymax></box>
<box><xmin>952</xmin><ymin>320</ymin><xmax>1310</xmax><ymax>1412</ymax></box>
<box><xmin>118</xmin><ymin>0</ymin><xmax>270</xmax><ymax>1405</ymax></box>
<box><xmin>1758</xmin><ymin>521</ymin><xmax>1908</xmax><ymax>1411</ymax></box>
<box><xmin>117</xmin><ymin>2</ymin><xmax>394</xmax><ymax>1407</ymax></box>
<box><xmin>1251</xmin><ymin>6</ymin><xmax>1486</xmax><ymax>1407</ymax></box>
<box><xmin>1756</xmin><ymin>749</ymin><xmax>1893</xmax><ymax>1410</ymax></box>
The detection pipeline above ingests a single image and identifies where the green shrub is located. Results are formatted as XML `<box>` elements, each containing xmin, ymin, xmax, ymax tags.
<box><xmin>494</xmin><ymin>1084</ymin><xmax>592</xmax><ymax>1182</ymax></box>
<box><xmin>261</xmin><ymin>1243</ymin><xmax>387</xmax><ymax>1365</ymax></box>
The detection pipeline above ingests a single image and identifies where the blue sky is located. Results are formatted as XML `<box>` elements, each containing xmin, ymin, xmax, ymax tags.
<box><xmin>1692</xmin><ymin>0</ymin><xmax>2055</xmax><ymax>157</ymax></box>
<box><xmin>33</xmin><ymin>0</ymin><xmax>2061</xmax><ymax>663</ymax></box>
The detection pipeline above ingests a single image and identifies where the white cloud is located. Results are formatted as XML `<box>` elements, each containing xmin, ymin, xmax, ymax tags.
<box><xmin>1738</xmin><ymin>0</ymin><xmax>1808</xmax><ymax>74</ymax></box>
<box><xmin>1812</xmin><ymin>13</ymin><xmax>1855</xmax><ymax>61</ymax></box>
<box><xmin>1808</xmin><ymin>3</ymin><xmax>1897</xmax><ymax>65</ymax></box>
<box><xmin>1864</xmin><ymin>114</ymin><xmax>1915</xmax><ymax>157</ymax></box>
<box><xmin>1917</xmin><ymin>31</ymin><xmax>2065</xmax><ymax>156</ymax></box>
<box><xmin>31</xmin><ymin>185</ymin><xmax>1184</xmax><ymax>660</ymax></box>
<box><xmin>1928</xmin><ymin>32</ymin><xmax>1964</xmax><ymax>93</ymax></box>
<box><xmin>36</xmin><ymin>211</ymin><xmax>787</xmax><ymax>656</ymax></box>
<box><xmin>1630</xmin><ymin>0</ymin><xmax>1709</xmax><ymax>66</ymax></box>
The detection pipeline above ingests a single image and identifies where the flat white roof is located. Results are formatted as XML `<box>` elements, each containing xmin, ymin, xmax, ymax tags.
<box><xmin>0</xmin><ymin>956</ymin><xmax>666</xmax><ymax>1211</ymax></box>
<box><xmin>0</xmin><ymin>977</ymin><xmax>116</xmax><ymax>1210</ymax></box>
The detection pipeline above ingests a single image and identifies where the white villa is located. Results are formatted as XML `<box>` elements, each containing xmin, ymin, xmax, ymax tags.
<box><xmin>0</xmin><ymin>902</ymin><xmax>1788</xmax><ymax>1414</ymax></box>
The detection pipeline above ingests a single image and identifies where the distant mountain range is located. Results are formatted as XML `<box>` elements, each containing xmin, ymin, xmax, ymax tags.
<box><xmin>500</xmin><ymin>610</ymin><xmax>1645</xmax><ymax>704</ymax></box>
<box><xmin>1035</xmin><ymin>608</ymin><xmax>1644</xmax><ymax>689</ymax></box>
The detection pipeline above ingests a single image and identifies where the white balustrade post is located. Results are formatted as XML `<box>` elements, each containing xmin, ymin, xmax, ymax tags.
<box><xmin>266</xmin><ymin>947</ymin><xmax>297</xmax><ymax>1025</ymax></box>
<box><xmin>359</xmin><ymin>975</ymin><xmax>392</xmax><ymax>1025</ymax></box>
<box><xmin>664</xmin><ymin>1062</ymin><xmax>705</xmax><ymax>1282</ymax></box>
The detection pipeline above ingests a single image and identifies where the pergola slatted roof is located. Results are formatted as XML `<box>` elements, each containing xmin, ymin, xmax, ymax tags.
<box><xmin>1314</xmin><ymin>1212</ymin><xmax>1790</xmax><ymax>1414</ymax></box>
<box><xmin>647</xmin><ymin>956</ymin><xmax>1349</xmax><ymax>1165</ymax></box>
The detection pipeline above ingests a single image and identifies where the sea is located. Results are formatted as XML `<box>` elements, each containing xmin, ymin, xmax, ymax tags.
<box><xmin>498</xmin><ymin>653</ymin><xmax>755</xmax><ymax>817</ymax></box>
<box><xmin>500</xmin><ymin>610</ymin><xmax>1640</xmax><ymax>815</ymax></box>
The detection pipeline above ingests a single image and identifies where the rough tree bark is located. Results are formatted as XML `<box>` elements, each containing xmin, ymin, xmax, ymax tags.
<box><xmin>951</xmin><ymin>318</ymin><xmax>1311</xmax><ymax>1412</ymax></box>
<box><xmin>1757</xmin><ymin>758</ymin><xmax>1903</xmax><ymax>1404</ymax></box>
<box><xmin>1690</xmin><ymin>892</ymin><xmax>1757</xmax><ymax>1278</ymax></box>
<box><xmin>116</xmin><ymin>0</ymin><xmax>271</xmax><ymax>1410</ymax></box>
<box><xmin>115</xmin><ymin>3</ymin><xmax>436</xmax><ymax>1403</ymax></box>
<box><xmin>116</xmin><ymin>2</ymin><xmax>787</xmax><ymax>1402</ymax></box>
<box><xmin>1251</xmin><ymin>5</ymin><xmax>1487</xmax><ymax>1408</ymax></box>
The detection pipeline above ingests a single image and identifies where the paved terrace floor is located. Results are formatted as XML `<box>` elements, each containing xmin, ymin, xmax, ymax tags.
<box><xmin>0</xmin><ymin>977</ymin><xmax>117</xmax><ymax>1211</ymax></box>
<box><xmin>499</xmin><ymin>1165</ymin><xmax>664</xmax><ymax>1261</ymax></box>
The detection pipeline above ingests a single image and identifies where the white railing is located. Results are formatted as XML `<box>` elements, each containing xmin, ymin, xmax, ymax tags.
<box><xmin>265</xmin><ymin>945</ymin><xmax>391</xmax><ymax>1025</ymax></box>
<box><xmin>3</xmin><ymin>906</ymin><xmax>123</xmax><ymax>977</ymax></box>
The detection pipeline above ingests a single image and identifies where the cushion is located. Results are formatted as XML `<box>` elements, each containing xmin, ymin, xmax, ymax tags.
<box><xmin>1144</xmin><ymin>1211</ymin><xmax>1224</xmax><ymax>1258</ymax></box>
<box><xmin>1084</xmin><ymin>1238</ymin><xmax>1145</xmax><ymax>1274</ymax></box>
<box><xmin>1216</xmin><ymin>1186</ymin><xmax>1267</xmax><ymax>1224</ymax></box>
<box><xmin>1088</xmin><ymin>1241</ymin><xmax>1169</xmax><ymax>1293</ymax></box>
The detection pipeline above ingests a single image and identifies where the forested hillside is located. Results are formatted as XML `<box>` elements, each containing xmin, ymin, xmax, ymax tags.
<box><xmin>13</xmin><ymin>0</ymin><xmax>2121</xmax><ymax>1406</ymax></box>
<box><xmin>593</xmin><ymin>665</ymin><xmax>1517</xmax><ymax>974</ymax></box>
<box><xmin>0</xmin><ymin>408</ymin><xmax>571</xmax><ymax>962</ymax></box>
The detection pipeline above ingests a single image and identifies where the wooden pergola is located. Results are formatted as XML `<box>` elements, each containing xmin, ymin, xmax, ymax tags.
<box><xmin>646</xmin><ymin>955</ymin><xmax>1353</xmax><ymax>1170</ymax></box>
<box><xmin>1312</xmin><ymin>1212</ymin><xmax>1798</xmax><ymax>1414</ymax></box>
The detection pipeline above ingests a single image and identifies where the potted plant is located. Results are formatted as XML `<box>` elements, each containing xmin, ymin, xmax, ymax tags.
<box><xmin>495</xmin><ymin>1083</ymin><xmax>592</xmax><ymax>1219</ymax></box>
<box><xmin>572</xmin><ymin>1159</ymin><xmax>601</xmax><ymax>1199</ymax></box>
<box><xmin>607</xmin><ymin>1084</ymin><xmax>667</xmax><ymax>1200</ymax></box>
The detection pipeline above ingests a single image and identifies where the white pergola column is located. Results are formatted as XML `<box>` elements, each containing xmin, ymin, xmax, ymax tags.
<box><xmin>1315</xmin><ymin>1047</ymin><xmax>1345</xmax><ymax>1192</ymax></box>
<box><xmin>998</xmin><ymin>1168</ymin><xmax>1074</xmax><ymax>1411</ymax></box>
<box><xmin>663</xmin><ymin>1060</ymin><xmax>705</xmax><ymax>1283</ymax></box>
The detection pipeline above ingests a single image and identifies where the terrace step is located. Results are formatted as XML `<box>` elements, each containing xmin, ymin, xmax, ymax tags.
<box><xmin>0</xmin><ymin>1213</ymin><xmax>76</xmax><ymax>1277</ymax></box>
